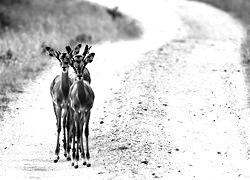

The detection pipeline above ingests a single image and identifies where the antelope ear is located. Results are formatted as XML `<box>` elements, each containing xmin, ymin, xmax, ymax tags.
<box><xmin>86</xmin><ymin>52</ymin><xmax>95</xmax><ymax>63</ymax></box>
<box><xmin>45</xmin><ymin>46</ymin><xmax>61</xmax><ymax>61</ymax></box>
<box><xmin>73</xmin><ymin>44</ymin><xmax>82</xmax><ymax>55</ymax></box>
<box><xmin>45</xmin><ymin>47</ymin><xmax>56</xmax><ymax>57</ymax></box>
<box><xmin>65</xmin><ymin>46</ymin><xmax>72</xmax><ymax>55</ymax></box>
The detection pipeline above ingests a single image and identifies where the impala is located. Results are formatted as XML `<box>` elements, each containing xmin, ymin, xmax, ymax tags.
<box><xmin>45</xmin><ymin>44</ymin><xmax>81</xmax><ymax>162</ymax></box>
<box><xmin>65</xmin><ymin>44</ymin><xmax>92</xmax><ymax>84</ymax></box>
<box><xmin>69</xmin><ymin>45</ymin><xmax>95</xmax><ymax>168</ymax></box>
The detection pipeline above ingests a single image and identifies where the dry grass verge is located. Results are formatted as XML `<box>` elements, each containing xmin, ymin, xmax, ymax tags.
<box><xmin>0</xmin><ymin>0</ymin><xmax>142</xmax><ymax>116</ymax></box>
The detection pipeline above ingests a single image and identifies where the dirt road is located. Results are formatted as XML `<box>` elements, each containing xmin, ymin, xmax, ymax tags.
<box><xmin>0</xmin><ymin>0</ymin><xmax>250</xmax><ymax>179</ymax></box>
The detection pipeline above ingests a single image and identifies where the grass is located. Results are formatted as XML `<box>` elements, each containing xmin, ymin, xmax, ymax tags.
<box><xmin>0</xmin><ymin>0</ymin><xmax>142</xmax><ymax>114</ymax></box>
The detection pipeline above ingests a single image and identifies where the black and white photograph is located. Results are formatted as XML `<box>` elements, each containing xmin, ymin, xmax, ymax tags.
<box><xmin>0</xmin><ymin>0</ymin><xmax>250</xmax><ymax>179</ymax></box>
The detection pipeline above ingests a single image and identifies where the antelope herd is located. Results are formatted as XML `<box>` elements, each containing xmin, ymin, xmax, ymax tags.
<box><xmin>45</xmin><ymin>44</ymin><xmax>95</xmax><ymax>168</ymax></box>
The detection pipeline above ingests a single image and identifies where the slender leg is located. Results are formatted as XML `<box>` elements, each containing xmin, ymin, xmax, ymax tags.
<box><xmin>62</xmin><ymin>108</ymin><xmax>67</xmax><ymax>158</ymax></box>
<box><xmin>66</xmin><ymin>107</ymin><xmax>72</xmax><ymax>161</ymax></box>
<box><xmin>85</xmin><ymin>110</ymin><xmax>91</xmax><ymax>167</ymax></box>
<box><xmin>71</xmin><ymin>112</ymin><xmax>77</xmax><ymax>167</ymax></box>
<box><xmin>75</xmin><ymin>112</ymin><xmax>80</xmax><ymax>169</ymax></box>
<box><xmin>80</xmin><ymin>114</ymin><xmax>86</xmax><ymax>165</ymax></box>
<box><xmin>54</xmin><ymin>105</ymin><xmax>62</xmax><ymax>163</ymax></box>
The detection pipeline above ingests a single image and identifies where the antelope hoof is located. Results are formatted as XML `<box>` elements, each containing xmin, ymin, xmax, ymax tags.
<box><xmin>71</xmin><ymin>162</ymin><xmax>74</xmax><ymax>166</ymax></box>
<box><xmin>64</xmin><ymin>153</ymin><xmax>67</xmax><ymax>157</ymax></box>
<box><xmin>87</xmin><ymin>163</ymin><xmax>91</xmax><ymax>167</ymax></box>
<box><xmin>83</xmin><ymin>161</ymin><xmax>87</xmax><ymax>166</ymax></box>
<box><xmin>74</xmin><ymin>165</ymin><xmax>79</xmax><ymax>169</ymax></box>
<box><xmin>67</xmin><ymin>157</ymin><xmax>71</xmax><ymax>161</ymax></box>
<box><xmin>54</xmin><ymin>156</ymin><xmax>59</xmax><ymax>163</ymax></box>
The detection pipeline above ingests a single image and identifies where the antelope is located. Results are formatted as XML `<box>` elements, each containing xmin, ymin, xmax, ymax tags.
<box><xmin>69</xmin><ymin>45</ymin><xmax>95</xmax><ymax>168</ymax></box>
<box><xmin>65</xmin><ymin>44</ymin><xmax>92</xmax><ymax>84</ymax></box>
<box><xmin>45</xmin><ymin>45</ymin><xmax>81</xmax><ymax>163</ymax></box>
<box><xmin>65</xmin><ymin>44</ymin><xmax>93</xmax><ymax>162</ymax></box>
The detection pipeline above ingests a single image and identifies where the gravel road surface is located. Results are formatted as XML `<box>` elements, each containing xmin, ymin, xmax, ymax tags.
<box><xmin>0</xmin><ymin>0</ymin><xmax>250</xmax><ymax>179</ymax></box>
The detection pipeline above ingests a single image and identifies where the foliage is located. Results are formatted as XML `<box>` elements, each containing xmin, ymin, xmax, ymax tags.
<box><xmin>0</xmin><ymin>0</ymin><xmax>142</xmax><ymax>111</ymax></box>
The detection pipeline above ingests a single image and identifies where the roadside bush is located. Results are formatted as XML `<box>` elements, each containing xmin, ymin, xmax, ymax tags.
<box><xmin>0</xmin><ymin>0</ymin><xmax>142</xmax><ymax>112</ymax></box>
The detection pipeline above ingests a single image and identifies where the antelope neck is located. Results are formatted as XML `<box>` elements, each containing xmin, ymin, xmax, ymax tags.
<box><xmin>77</xmin><ymin>79</ymin><xmax>87</xmax><ymax>103</ymax></box>
<box><xmin>61</xmin><ymin>71</ymin><xmax>69</xmax><ymax>99</ymax></box>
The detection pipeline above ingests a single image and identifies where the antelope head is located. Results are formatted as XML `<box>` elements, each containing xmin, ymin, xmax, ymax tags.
<box><xmin>45</xmin><ymin>47</ymin><xmax>70</xmax><ymax>73</ymax></box>
<box><xmin>70</xmin><ymin>44</ymin><xmax>95</xmax><ymax>80</ymax></box>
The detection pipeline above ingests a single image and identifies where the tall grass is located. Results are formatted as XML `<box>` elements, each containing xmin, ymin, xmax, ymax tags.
<box><xmin>0</xmin><ymin>0</ymin><xmax>142</xmax><ymax>113</ymax></box>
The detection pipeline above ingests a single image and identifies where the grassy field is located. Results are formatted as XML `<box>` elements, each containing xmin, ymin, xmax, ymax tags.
<box><xmin>0</xmin><ymin>0</ymin><xmax>142</xmax><ymax>113</ymax></box>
